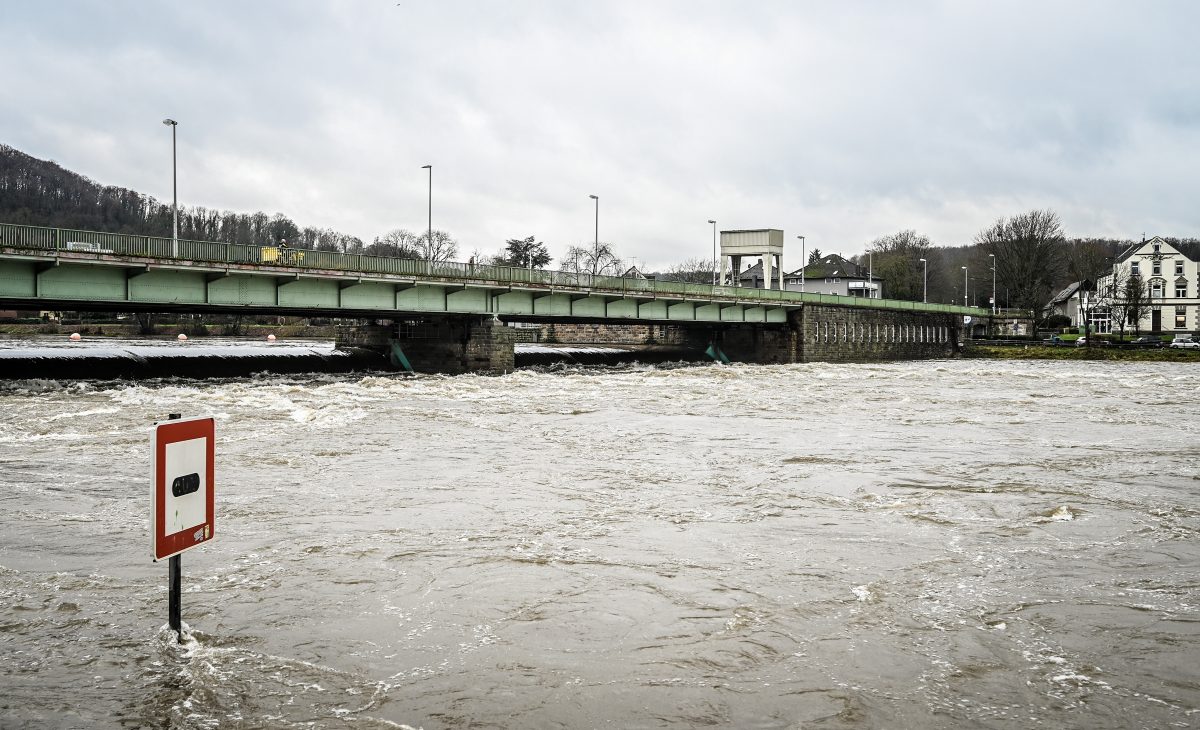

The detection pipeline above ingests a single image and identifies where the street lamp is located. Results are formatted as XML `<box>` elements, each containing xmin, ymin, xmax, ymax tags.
<box><xmin>589</xmin><ymin>194</ymin><xmax>599</xmax><ymax>260</ymax></box>
<box><xmin>962</xmin><ymin>266</ymin><xmax>968</xmax><ymax>307</ymax></box>
<box><xmin>708</xmin><ymin>220</ymin><xmax>717</xmax><ymax>286</ymax></box>
<box><xmin>919</xmin><ymin>257</ymin><xmax>927</xmax><ymax>303</ymax></box>
<box><xmin>989</xmin><ymin>253</ymin><xmax>997</xmax><ymax>315</ymax></box>
<box><xmin>420</xmin><ymin>165</ymin><xmax>432</xmax><ymax>255</ymax></box>
<box><xmin>162</xmin><ymin>118</ymin><xmax>178</xmax><ymax>257</ymax></box>
<box><xmin>868</xmin><ymin>251</ymin><xmax>873</xmax><ymax>299</ymax></box>
<box><xmin>797</xmin><ymin>235</ymin><xmax>805</xmax><ymax>292</ymax></box>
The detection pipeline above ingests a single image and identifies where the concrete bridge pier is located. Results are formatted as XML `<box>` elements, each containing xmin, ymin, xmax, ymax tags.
<box><xmin>337</xmin><ymin>316</ymin><xmax>516</xmax><ymax>374</ymax></box>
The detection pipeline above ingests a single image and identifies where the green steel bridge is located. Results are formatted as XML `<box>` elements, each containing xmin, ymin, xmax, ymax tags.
<box><xmin>0</xmin><ymin>222</ymin><xmax>988</xmax><ymax>322</ymax></box>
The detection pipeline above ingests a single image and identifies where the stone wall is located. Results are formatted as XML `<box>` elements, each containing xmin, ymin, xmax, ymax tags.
<box><xmin>338</xmin><ymin>317</ymin><xmax>515</xmax><ymax>374</ymax></box>
<box><xmin>717</xmin><ymin>305</ymin><xmax>961</xmax><ymax>363</ymax></box>
<box><xmin>536</xmin><ymin>322</ymin><xmax>705</xmax><ymax>347</ymax></box>
<box><xmin>718</xmin><ymin>324</ymin><xmax>798</xmax><ymax>364</ymax></box>
<box><xmin>394</xmin><ymin>317</ymin><xmax>515</xmax><ymax>374</ymax></box>
<box><xmin>800</xmin><ymin>305</ymin><xmax>960</xmax><ymax>362</ymax></box>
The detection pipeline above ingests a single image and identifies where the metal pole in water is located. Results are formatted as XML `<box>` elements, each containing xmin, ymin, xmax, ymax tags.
<box><xmin>167</xmin><ymin>412</ymin><xmax>182</xmax><ymax>642</ymax></box>
<box><xmin>169</xmin><ymin>553</ymin><xmax>181</xmax><ymax>641</ymax></box>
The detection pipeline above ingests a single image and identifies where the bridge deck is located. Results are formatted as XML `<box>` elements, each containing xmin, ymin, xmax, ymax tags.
<box><xmin>0</xmin><ymin>223</ymin><xmax>987</xmax><ymax>321</ymax></box>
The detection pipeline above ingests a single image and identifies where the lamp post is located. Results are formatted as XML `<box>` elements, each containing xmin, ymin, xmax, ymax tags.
<box><xmin>798</xmin><ymin>235</ymin><xmax>805</xmax><ymax>292</ymax></box>
<box><xmin>962</xmin><ymin>266</ymin><xmax>968</xmax><ymax>307</ymax></box>
<box><xmin>162</xmin><ymin>119</ymin><xmax>178</xmax><ymax>257</ymax></box>
<box><xmin>420</xmin><ymin>165</ymin><xmax>432</xmax><ymax>256</ymax></box>
<box><xmin>989</xmin><ymin>253</ymin><xmax>997</xmax><ymax>315</ymax></box>
<box><xmin>708</xmin><ymin>219</ymin><xmax>717</xmax><ymax>286</ymax></box>
<box><xmin>919</xmin><ymin>257</ymin><xmax>927</xmax><ymax>303</ymax></box>
<box><xmin>868</xmin><ymin>251</ymin><xmax>873</xmax><ymax>299</ymax></box>
<box><xmin>589</xmin><ymin>194</ymin><xmax>599</xmax><ymax>260</ymax></box>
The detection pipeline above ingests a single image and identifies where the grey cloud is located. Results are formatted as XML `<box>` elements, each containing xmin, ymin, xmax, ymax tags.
<box><xmin>1</xmin><ymin>1</ymin><xmax>1197</xmax><ymax>269</ymax></box>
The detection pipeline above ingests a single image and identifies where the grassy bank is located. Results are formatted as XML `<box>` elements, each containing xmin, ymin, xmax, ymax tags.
<box><xmin>965</xmin><ymin>344</ymin><xmax>1200</xmax><ymax>361</ymax></box>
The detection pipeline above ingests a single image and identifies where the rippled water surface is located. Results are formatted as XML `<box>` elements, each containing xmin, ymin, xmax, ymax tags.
<box><xmin>1</xmin><ymin>359</ymin><xmax>1198</xmax><ymax>729</ymax></box>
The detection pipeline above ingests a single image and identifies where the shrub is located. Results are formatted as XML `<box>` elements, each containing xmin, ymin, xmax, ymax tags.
<box><xmin>1044</xmin><ymin>314</ymin><xmax>1071</xmax><ymax>330</ymax></box>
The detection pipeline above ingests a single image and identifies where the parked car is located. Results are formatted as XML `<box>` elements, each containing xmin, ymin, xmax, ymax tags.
<box><xmin>1132</xmin><ymin>336</ymin><xmax>1164</xmax><ymax>347</ymax></box>
<box><xmin>1044</xmin><ymin>335</ymin><xmax>1066</xmax><ymax>346</ymax></box>
<box><xmin>1169</xmin><ymin>338</ymin><xmax>1200</xmax><ymax>349</ymax></box>
<box><xmin>1075</xmin><ymin>337</ymin><xmax>1110</xmax><ymax>347</ymax></box>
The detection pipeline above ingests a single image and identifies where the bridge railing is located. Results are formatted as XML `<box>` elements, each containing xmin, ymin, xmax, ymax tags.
<box><xmin>0</xmin><ymin>221</ymin><xmax>989</xmax><ymax>316</ymax></box>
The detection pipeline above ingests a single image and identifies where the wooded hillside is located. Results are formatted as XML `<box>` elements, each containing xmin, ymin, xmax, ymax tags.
<box><xmin>0</xmin><ymin>144</ymin><xmax>363</xmax><ymax>252</ymax></box>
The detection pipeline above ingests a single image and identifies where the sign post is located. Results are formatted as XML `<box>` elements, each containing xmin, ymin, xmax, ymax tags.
<box><xmin>152</xmin><ymin>413</ymin><xmax>216</xmax><ymax>642</ymax></box>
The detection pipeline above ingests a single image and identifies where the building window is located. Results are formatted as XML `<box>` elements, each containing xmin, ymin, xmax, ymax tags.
<box><xmin>1153</xmin><ymin>260</ymin><xmax>1161</xmax><ymax>276</ymax></box>
<box><xmin>1177</xmin><ymin>283</ymin><xmax>1188</xmax><ymax>298</ymax></box>
<box><xmin>1151</xmin><ymin>281</ymin><xmax>1164</xmax><ymax>298</ymax></box>
<box><xmin>1153</xmin><ymin>242</ymin><xmax>1161</xmax><ymax>254</ymax></box>
<box><xmin>1176</xmin><ymin>307</ymin><xmax>1187</xmax><ymax>329</ymax></box>
<box><xmin>1131</xmin><ymin>261</ymin><xmax>1140</xmax><ymax>276</ymax></box>
<box><xmin>1176</xmin><ymin>260</ymin><xmax>1185</xmax><ymax>276</ymax></box>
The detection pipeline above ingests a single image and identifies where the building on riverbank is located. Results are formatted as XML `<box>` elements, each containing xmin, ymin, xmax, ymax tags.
<box><xmin>1095</xmin><ymin>236</ymin><xmax>1200</xmax><ymax>335</ymax></box>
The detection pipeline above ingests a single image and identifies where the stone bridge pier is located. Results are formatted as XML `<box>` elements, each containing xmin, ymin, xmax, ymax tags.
<box><xmin>337</xmin><ymin>316</ymin><xmax>516</xmax><ymax>374</ymax></box>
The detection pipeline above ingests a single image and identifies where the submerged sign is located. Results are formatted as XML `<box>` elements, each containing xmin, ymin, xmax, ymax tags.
<box><xmin>151</xmin><ymin>416</ymin><xmax>215</xmax><ymax>561</ymax></box>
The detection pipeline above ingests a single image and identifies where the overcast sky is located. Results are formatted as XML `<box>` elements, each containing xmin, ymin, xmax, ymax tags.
<box><xmin>2</xmin><ymin>1</ymin><xmax>1197</xmax><ymax>269</ymax></box>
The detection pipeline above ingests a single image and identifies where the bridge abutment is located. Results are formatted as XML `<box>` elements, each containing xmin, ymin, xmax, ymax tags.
<box><xmin>798</xmin><ymin>304</ymin><xmax>960</xmax><ymax>362</ymax></box>
<box><xmin>715</xmin><ymin>305</ymin><xmax>961</xmax><ymax>363</ymax></box>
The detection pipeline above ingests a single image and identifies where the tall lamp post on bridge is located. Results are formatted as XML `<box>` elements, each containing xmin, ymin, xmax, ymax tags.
<box><xmin>162</xmin><ymin>118</ymin><xmax>178</xmax><ymax>258</ymax></box>
<box><xmin>421</xmin><ymin>165</ymin><xmax>432</xmax><ymax>257</ymax></box>
<box><xmin>797</xmin><ymin>235</ymin><xmax>805</xmax><ymax>292</ymax></box>
<box><xmin>962</xmin><ymin>266</ymin><xmax>968</xmax><ymax>307</ymax></box>
<box><xmin>589</xmin><ymin>195</ymin><xmax>599</xmax><ymax>273</ymax></box>
<box><xmin>708</xmin><ymin>219</ymin><xmax>717</xmax><ymax>286</ymax></box>
<box><xmin>989</xmin><ymin>253</ymin><xmax>997</xmax><ymax>315</ymax></box>
<box><xmin>868</xmin><ymin>251</ymin><xmax>873</xmax><ymax>299</ymax></box>
<box><xmin>919</xmin><ymin>257</ymin><xmax>927</xmax><ymax>303</ymax></box>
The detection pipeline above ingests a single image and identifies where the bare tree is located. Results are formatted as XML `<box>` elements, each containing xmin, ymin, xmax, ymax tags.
<box><xmin>563</xmin><ymin>242</ymin><xmax>623</xmax><ymax>277</ymax></box>
<box><xmin>1112</xmin><ymin>273</ymin><xmax>1150</xmax><ymax>337</ymax></box>
<box><xmin>1065</xmin><ymin>238</ymin><xmax>1122</xmax><ymax>282</ymax></box>
<box><xmin>417</xmin><ymin>229</ymin><xmax>458</xmax><ymax>262</ymax></box>
<box><xmin>658</xmin><ymin>257</ymin><xmax>715</xmax><ymax>284</ymax></box>
<box><xmin>368</xmin><ymin>229</ymin><xmax>422</xmax><ymax>258</ymax></box>
<box><xmin>975</xmin><ymin>209</ymin><xmax>1066</xmax><ymax>330</ymax></box>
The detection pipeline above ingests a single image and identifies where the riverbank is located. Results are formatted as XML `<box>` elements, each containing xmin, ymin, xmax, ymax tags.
<box><xmin>965</xmin><ymin>343</ymin><xmax>1200</xmax><ymax>361</ymax></box>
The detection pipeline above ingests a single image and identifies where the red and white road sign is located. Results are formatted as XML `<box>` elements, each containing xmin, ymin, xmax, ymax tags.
<box><xmin>151</xmin><ymin>416</ymin><xmax>215</xmax><ymax>561</ymax></box>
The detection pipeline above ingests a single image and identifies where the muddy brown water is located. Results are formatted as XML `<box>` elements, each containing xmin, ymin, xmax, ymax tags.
<box><xmin>1</xmin><ymin>358</ymin><xmax>1197</xmax><ymax>728</ymax></box>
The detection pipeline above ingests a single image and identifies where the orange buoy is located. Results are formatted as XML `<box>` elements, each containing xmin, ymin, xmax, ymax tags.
<box><xmin>69</xmin><ymin>332</ymin><xmax>82</xmax><ymax>341</ymax></box>
<box><xmin>177</xmin><ymin>333</ymin><xmax>188</xmax><ymax>341</ymax></box>
<box><xmin>267</xmin><ymin>334</ymin><xmax>277</xmax><ymax>342</ymax></box>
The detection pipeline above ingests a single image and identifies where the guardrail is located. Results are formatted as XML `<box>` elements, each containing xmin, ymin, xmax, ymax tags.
<box><xmin>0</xmin><ymin>221</ymin><xmax>989</xmax><ymax>317</ymax></box>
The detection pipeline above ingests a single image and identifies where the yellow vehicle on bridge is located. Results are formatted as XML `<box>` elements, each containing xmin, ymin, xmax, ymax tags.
<box><xmin>260</xmin><ymin>246</ymin><xmax>304</xmax><ymax>265</ymax></box>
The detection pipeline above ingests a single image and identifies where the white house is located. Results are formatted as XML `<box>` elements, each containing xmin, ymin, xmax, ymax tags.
<box><xmin>1095</xmin><ymin>236</ymin><xmax>1200</xmax><ymax>334</ymax></box>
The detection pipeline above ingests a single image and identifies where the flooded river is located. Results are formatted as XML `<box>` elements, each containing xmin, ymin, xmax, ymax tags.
<box><xmin>1</xmin><ymin>358</ymin><xmax>1197</xmax><ymax>728</ymax></box>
